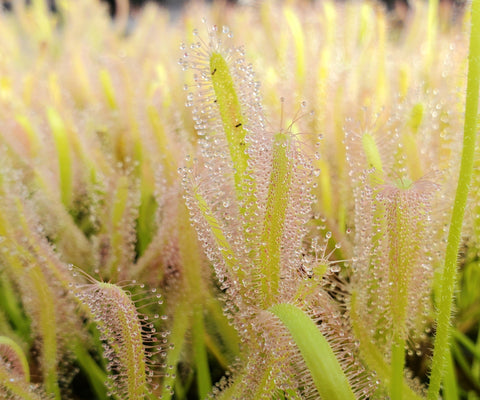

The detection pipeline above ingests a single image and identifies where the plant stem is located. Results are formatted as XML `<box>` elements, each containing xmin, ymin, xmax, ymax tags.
<box><xmin>72</xmin><ymin>341</ymin><xmax>108</xmax><ymax>400</ymax></box>
<box><xmin>428</xmin><ymin>0</ymin><xmax>480</xmax><ymax>397</ymax></box>
<box><xmin>350</xmin><ymin>292</ymin><xmax>425</xmax><ymax>400</ymax></box>
<box><xmin>390</xmin><ymin>339</ymin><xmax>406</xmax><ymax>400</ymax></box>
<box><xmin>161</xmin><ymin>301</ymin><xmax>190</xmax><ymax>400</ymax></box>
<box><xmin>192</xmin><ymin>305</ymin><xmax>211</xmax><ymax>399</ymax></box>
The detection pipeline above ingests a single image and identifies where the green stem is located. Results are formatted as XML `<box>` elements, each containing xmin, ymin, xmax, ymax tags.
<box><xmin>161</xmin><ymin>301</ymin><xmax>190</xmax><ymax>400</ymax></box>
<box><xmin>205</xmin><ymin>298</ymin><xmax>240</xmax><ymax>359</ymax></box>
<box><xmin>192</xmin><ymin>305</ymin><xmax>211</xmax><ymax>399</ymax></box>
<box><xmin>387</xmin><ymin>191</ymin><xmax>416</xmax><ymax>400</ymax></box>
<box><xmin>0</xmin><ymin>275</ymin><xmax>31</xmax><ymax>342</ymax></box>
<box><xmin>350</xmin><ymin>292</ymin><xmax>424</xmax><ymax>400</ymax></box>
<box><xmin>442</xmin><ymin>348</ymin><xmax>459</xmax><ymax>400</ymax></box>
<box><xmin>451</xmin><ymin>342</ymin><xmax>480</xmax><ymax>393</ymax></box>
<box><xmin>390</xmin><ymin>339</ymin><xmax>406</xmax><ymax>400</ymax></box>
<box><xmin>452</xmin><ymin>329</ymin><xmax>480</xmax><ymax>361</ymax></box>
<box><xmin>427</xmin><ymin>0</ymin><xmax>480</xmax><ymax>397</ymax></box>
<box><xmin>178</xmin><ymin>203</ymin><xmax>212</xmax><ymax>398</ymax></box>
<box><xmin>31</xmin><ymin>267</ymin><xmax>61</xmax><ymax>400</ymax></box>
<box><xmin>72</xmin><ymin>341</ymin><xmax>108</xmax><ymax>400</ymax></box>
<box><xmin>473</xmin><ymin>321</ymin><xmax>480</xmax><ymax>380</ymax></box>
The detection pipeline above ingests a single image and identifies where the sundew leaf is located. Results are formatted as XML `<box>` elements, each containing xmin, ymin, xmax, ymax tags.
<box><xmin>284</xmin><ymin>7</ymin><xmax>305</xmax><ymax>87</ymax></box>
<box><xmin>99</xmin><ymin>69</ymin><xmax>118</xmax><ymax>110</ymax></box>
<box><xmin>379</xmin><ymin>180</ymin><xmax>438</xmax><ymax>399</ymax></box>
<box><xmin>0</xmin><ymin>336</ymin><xmax>30</xmax><ymax>382</ymax></box>
<box><xmin>268</xmin><ymin>303</ymin><xmax>356</xmax><ymax>400</ymax></box>
<box><xmin>76</xmin><ymin>282</ymin><xmax>160</xmax><ymax>400</ymax></box>
<box><xmin>0</xmin><ymin>215</ymin><xmax>61</xmax><ymax>400</ymax></box>
<box><xmin>361</xmin><ymin>133</ymin><xmax>384</xmax><ymax>183</ymax></box>
<box><xmin>47</xmin><ymin>107</ymin><xmax>73</xmax><ymax>209</ymax></box>
<box><xmin>209</xmin><ymin>51</ymin><xmax>249</xmax><ymax>200</ymax></box>
<box><xmin>191</xmin><ymin>187</ymin><xmax>244</xmax><ymax>281</ymax></box>
<box><xmin>107</xmin><ymin>175</ymin><xmax>138</xmax><ymax>281</ymax></box>
<box><xmin>0</xmin><ymin>366</ymin><xmax>46</xmax><ymax>400</ymax></box>
<box><xmin>260</xmin><ymin>131</ymin><xmax>293</xmax><ymax>306</ymax></box>
<box><xmin>29</xmin><ymin>267</ymin><xmax>61</xmax><ymax>400</ymax></box>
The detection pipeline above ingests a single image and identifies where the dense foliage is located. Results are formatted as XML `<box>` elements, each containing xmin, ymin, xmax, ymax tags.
<box><xmin>0</xmin><ymin>0</ymin><xmax>479</xmax><ymax>399</ymax></box>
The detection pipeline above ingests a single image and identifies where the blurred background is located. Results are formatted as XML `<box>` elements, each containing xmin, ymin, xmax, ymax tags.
<box><xmin>0</xmin><ymin>0</ymin><xmax>468</xmax><ymax>20</ymax></box>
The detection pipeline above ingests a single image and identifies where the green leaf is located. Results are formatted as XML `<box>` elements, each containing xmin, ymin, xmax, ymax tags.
<box><xmin>268</xmin><ymin>303</ymin><xmax>356</xmax><ymax>400</ymax></box>
<box><xmin>428</xmin><ymin>0</ymin><xmax>480</xmax><ymax>397</ymax></box>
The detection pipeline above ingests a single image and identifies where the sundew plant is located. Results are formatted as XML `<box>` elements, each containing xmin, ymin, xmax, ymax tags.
<box><xmin>0</xmin><ymin>0</ymin><xmax>480</xmax><ymax>399</ymax></box>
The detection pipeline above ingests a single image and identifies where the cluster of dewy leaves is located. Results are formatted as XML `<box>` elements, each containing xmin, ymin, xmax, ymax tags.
<box><xmin>0</xmin><ymin>153</ymin><xmax>80</xmax><ymax>400</ymax></box>
<box><xmin>177</xmin><ymin>1</ymin><xmax>477</xmax><ymax>399</ymax></box>
<box><xmin>0</xmin><ymin>0</ymin><xmax>478</xmax><ymax>399</ymax></box>
<box><xmin>182</xmin><ymin>0</ymin><xmax>466</xmax><ymax>243</ymax></box>
<box><xmin>180</xmin><ymin>24</ymin><xmax>374</xmax><ymax>399</ymax></box>
<box><xmin>343</xmin><ymin>97</ymin><xmax>458</xmax><ymax>398</ymax></box>
<box><xmin>0</xmin><ymin>0</ymin><xmax>235</xmax><ymax>399</ymax></box>
<box><xmin>0</xmin><ymin>335</ymin><xmax>47</xmax><ymax>400</ymax></box>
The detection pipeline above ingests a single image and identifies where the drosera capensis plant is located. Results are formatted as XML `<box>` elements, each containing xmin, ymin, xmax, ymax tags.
<box><xmin>73</xmin><ymin>271</ymin><xmax>167</xmax><ymax>400</ymax></box>
<box><xmin>180</xmin><ymin>22</ymin><xmax>373</xmax><ymax>399</ymax></box>
<box><xmin>0</xmin><ymin>0</ymin><xmax>479</xmax><ymax>399</ymax></box>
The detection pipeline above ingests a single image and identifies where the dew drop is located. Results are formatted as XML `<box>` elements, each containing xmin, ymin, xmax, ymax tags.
<box><xmin>330</xmin><ymin>265</ymin><xmax>341</xmax><ymax>273</ymax></box>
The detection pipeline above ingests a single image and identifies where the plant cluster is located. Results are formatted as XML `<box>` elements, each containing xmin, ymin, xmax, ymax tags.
<box><xmin>0</xmin><ymin>0</ymin><xmax>479</xmax><ymax>399</ymax></box>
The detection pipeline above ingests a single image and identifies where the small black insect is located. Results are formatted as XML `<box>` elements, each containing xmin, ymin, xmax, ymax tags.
<box><xmin>235</xmin><ymin>123</ymin><xmax>242</xmax><ymax>128</ymax></box>
<box><xmin>212</xmin><ymin>68</ymin><xmax>217</xmax><ymax>76</ymax></box>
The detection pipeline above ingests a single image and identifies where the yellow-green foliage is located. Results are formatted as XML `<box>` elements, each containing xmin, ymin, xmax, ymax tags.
<box><xmin>0</xmin><ymin>0</ymin><xmax>478</xmax><ymax>399</ymax></box>
<box><xmin>77</xmin><ymin>282</ymin><xmax>150</xmax><ymax>400</ymax></box>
